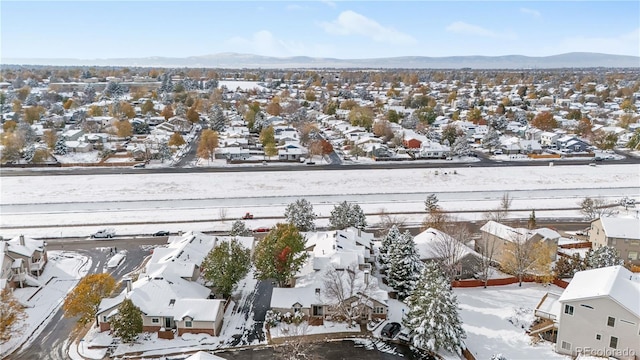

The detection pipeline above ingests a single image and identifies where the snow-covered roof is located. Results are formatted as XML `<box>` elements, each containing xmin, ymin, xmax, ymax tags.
<box><xmin>596</xmin><ymin>217</ymin><xmax>640</xmax><ymax>240</ymax></box>
<box><xmin>271</xmin><ymin>286</ymin><xmax>321</xmax><ymax>308</ymax></box>
<box><xmin>413</xmin><ymin>228</ymin><xmax>480</xmax><ymax>261</ymax></box>
<box><xmin>185</xmin><ymin>351</ymin><xmax>227</xmax><ymax>360</ymax></box>
<box><xmin>480</xmin><ymin>221</ymin><xmax>558</xmax><ymax>243</ymax></box>
<box><xmin>172</xmin><ymin>298</ymin><xmax>225</xmax><ymax>322</ymax></box>
<box><xmin>5</xmin><ymin>235</ymin><xmax>45</xmax><ymax>258</ymax></box>
<box><xmin>558</xmin><ymin>265</ymin><xmax>640</xmax><ymax>317</ymax></box>
<box><xmin>129</xmin><ymin>274</ymin><xmax>211</xmax><ymax>317</ymax></box>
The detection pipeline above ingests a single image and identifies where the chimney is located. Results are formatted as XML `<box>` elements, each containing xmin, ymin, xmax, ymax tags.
<box><xmin>19</xmin><ymin>235</ymin><xmax>25</xmax><ymax>246</ymax></box>
<box><xmin>364</xmin><ymin>270</ymin><xmax>370</xmax><ymax>285</ymax></box>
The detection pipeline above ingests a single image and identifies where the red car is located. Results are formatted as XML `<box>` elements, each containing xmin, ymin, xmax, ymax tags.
<box><xmin>253</xmin><ymin>227</ymin><xmax>270</xmax><ymax>233</ymax></box>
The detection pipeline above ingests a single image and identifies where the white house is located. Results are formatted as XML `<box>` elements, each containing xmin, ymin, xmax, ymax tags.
<box><xmin>554</xmin><ymin>266</ymin><xmax>640</xmax><ymax>358</ymax></box>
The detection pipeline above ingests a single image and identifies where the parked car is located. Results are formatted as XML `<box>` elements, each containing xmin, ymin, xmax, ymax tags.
<box><xmin>91</xmin><ymin>228</ymin><xmax>115</xmax><ymax>239</ymax></box>
<box><xmin>132</xmin><ymin>163</ymin><xmax>146</xmax><ymax>168</ymax></box>
<box><xmin>397</xmin><ymin>328</ymin><xmax>414</xmax><ymax>344</ymax></box>
<box><xmin>153</xmin><ymin>230</ymin><xmax>169</xmax><ymax>236</ymax></box>
<box><xmin>381</xmin><ymin>322</ymin><xmax>401</xmax><ymax>339</ymax></box>
<box><xmin>242</xmin><ymin>212</ymin><xmax>254</xmax><ymax>220</ymax></box>
<box><xmin>253</xmin><ymin>227</ymin><xmax>270</xmax><ymax>233</ymax></box>
<box><xmin>107</xmin><ymin>252</ymin><xmax>126</xmax><ymax>269</ymax></box>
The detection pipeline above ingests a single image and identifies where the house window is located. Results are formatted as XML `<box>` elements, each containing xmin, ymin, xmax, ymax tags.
<box><xmin>373</xmin><ymin>307</ymin><xmax>385</xmax><ymax>314</ymax></box>
<box><xmin>312</xmin><ymin>305</ymin><xmax>323</xmax><ymax>316</ymax></box>
<box><xmin>561</xmin><ymin>341</ymin><xmax>571</xmax><ymax>351</ymax></box>
<box><xmin>103</xmin><ymin>316</ymin><xmax>108</xmax><ymax>322</ymax></box>
<box><xmin>564</xmin><ymin>304</ymin><xmax>574</xmax><ymax>315</ymax></box>
<box><xmin>293</xmin><ymin>304</ymin><xmax>302</xmax><ymax>314</ymax></box>
<box><xmin>596</xmin><ymin>334</ymin><xmax>601</xmax><ymax>340</ymax></box>
<box><xmin>629</xmin><ymin>251</ymin><xmax>638</xmax><ymax>261</ymax></box>
<box><xmin>607</xmin><ymin>316</ymin><xmax>615</xmax><ymax>327</ymax></box>
<box><xmin>152</xmin><ymin>318</ymin><xmax>159</xmax><ymax>324</ymax></box>
<box><xmin>185</xmin><ymin>320</ymin><xmax>192</xmax><ymax>328</ymax></box>
<box><xmin>609</xmin><ymin>336</ymin><xmax>618</xmax><ymax>349</ymax></box>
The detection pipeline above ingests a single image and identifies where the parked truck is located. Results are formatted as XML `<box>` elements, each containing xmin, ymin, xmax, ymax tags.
<box><xmin>91</xmin><ymin>228</ymin><xmax>115</xmax><ymax>239</ymax></box>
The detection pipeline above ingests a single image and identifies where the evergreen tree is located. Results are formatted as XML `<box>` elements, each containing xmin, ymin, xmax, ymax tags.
<box><xmin>528</xmin><ymin>210</ymin><xmax>537</xmax><ymax>229</ymax></box>
<box><xmin>587</xmin><ymin>246</ymin><xmax>623</xmax><ymax>269</ymax></box>
<box><xmin>83</xmin><ymin>84</ymin><xmax>96</xmax><ymax>104</ymax></box>
<box><xmin>387</xmin><ymin>230</ymin><xmax>422</xmax><ymax>300</ymax></box>
<box><xmin>284</xmin><ymin>198</ymin><xmax>316</xmax><ymax>232</ymax></box>
<box><xmin>404</xmin><ymin>262</ymin><xmax>466</xmax><ymax>354</ymax></box>
<box><xmin>230</xmin><ymin>220</ymin><xmax>251</xmax><ymax>236</ymax></box>
<box><xmin>209</xmin><ymin>105</ymin><xmax>226</xmax><ymax>132</ymax></box>
<box><xmin>329</xmin><ymin>201</ymin><xmax>367</xmax><ymax>230</ymax></box>
<box><xmin>483</xmin><ymin>126</ymin><xmax>501</xmax><ymax>152</ymax></box>
<box><xmin>110</xmin><ymin>299</ymin><xmax>143</xmax><ymax>344</ymax></box>
<box><xmin>158</xmin><ymin>143</ymin><xmax>171</xmax><ymax>162</ymax></box>
<box><xmin>54</xmin><ymin>137</ymin><xmax>68</xmax><ymax>155</ymax></box>
<box><xmin>25</xmin><ymin>93</ymin><xmax>38</xmax><ymax>106</ymax></box>
<box><xmin>424</xmin><ymin>194</ymin><xmax>440</xmax><ymax>213</ymax></box>
<box><xmin>452</xmin><ymin>135</ymin><xmax>471</xmax><ymax>156</ymax></box>
<box><xmin>379</xmin><ymin>225</ymin><xmax>401</xmax><ymax>270</ymax></box>
<box><xmin>201</xmin><ymin>238</ymin><xmax>251</xmax><ymax>298</ymax></box>
<box><xmin>23</xmin><ymin>144</ymin><xmax>35</xmax><ymax>162</ymax></box>
<box><xmin>103</xmin><ymin>81</ymin><xmax>125</xmax><ymax>99</ymax></box>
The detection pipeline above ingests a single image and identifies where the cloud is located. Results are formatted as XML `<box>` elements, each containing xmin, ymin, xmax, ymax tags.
<box><xmin>553</xmin><ymin>28</ymin><xmax>640</xmax><ymax>56</ymax></box>
<box><xmin>520</xmin><ymin>7</ymin><xmax>541</xmax><ymax>18</ymax></box>
<box><xmin>445</xmin><ymin>21</ymin><xmax>517</xmax><ymax>40</ymax></box>
<box><xmin>225</xmin><ymin>30</ymin><xmax>334</xmax><ymax>57</ymax></box>
<box><xmin>319</xmin><ymin>10</ymin><xmax>416</xmax><ymax>44</ymax></box>
<box><xmin>320</xmin><ymin>0</ymin><xmax>336</xmax><ymax>8</ymax></box>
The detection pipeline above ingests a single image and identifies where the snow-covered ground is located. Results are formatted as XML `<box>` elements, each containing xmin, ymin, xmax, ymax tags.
<box><xmin>1</xmin><ymin>251</ymin><xmax>91</xmax><ymax>358</ymax></box>
<box><xmin>1</xmin><ymin>164</ymin><xmax>638</xmax><ymax>239</ymax></box>
<box><xmin>455</xmin><ymin>283</ymin><xmax>569</xmax><ymax>360</ymax></box>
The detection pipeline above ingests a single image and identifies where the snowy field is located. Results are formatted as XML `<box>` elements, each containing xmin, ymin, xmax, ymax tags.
<box><xmin>1</xmin><ymin>164</ymin><xmax>638</xmax><ymax>238</ymax></box>
<box><xmin>455</xmin><ymin>283</ymin><xmax>569</xmax><ymax>360</ymax></box>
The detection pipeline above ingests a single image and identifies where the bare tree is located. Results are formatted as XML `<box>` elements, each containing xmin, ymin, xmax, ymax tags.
<box><xmin>422</xmin><ymin>209</ymin><xmax>450</xmax><ymax>231</ymax></box>
<box><xmin>273</xmin><ymin>322</ymin><xmax>318</xmax><ymax>360</ymax></box>
<box><xmin>578</xmin><ymin>197</ymin><xmax>616</xmax><ymax>220</ymax></box>
<box><xmin>432</xmin><ymin>222</ymin><xmax>471</xmax><ymax>280</ymax></box>
<box><xmin>501</xmin><ymin>232</ymin><xmax>554</xmax><ymax>286</ymax></box>
<box><xmin>218</xmin><ymin>208</ymin><xmax>228</xmax><ymax>221</ymax></box>
<box><xmin>485</xmin><ymin>192</ymin><xmax>512</xmax><ymax>222</ymax></box>
<box><xmin>476</xmin><ymin>226</ymin><xmax>498</xmax><ymax>288</ymax></box>
<box><xmin>322</xmin><ymin>264</ymin><xmax>375</xmax><ymax>324</ymax></box>
<box><xmin>377</xmin><ymin>207</ymin><xmax>406</xmax><ymax>234</ymax></box>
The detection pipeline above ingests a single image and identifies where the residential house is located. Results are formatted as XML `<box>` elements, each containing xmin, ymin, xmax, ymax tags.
<box><xmin>418</xmin><ymin>140</ymin><xmax>450</xmax><ymax>159</ymax></box>
<box><xmin>97</xmin><ymin>232</ymin><xmax>253</xmax><ymax>338</ymax></box>
<box><xmin>537</xmin><ymin>266</ymin><xmax>640</xmax><ymax>358</ymax></box>
<box><xmin>557</xmin><ymin>136</ymin><xmax>590</xmax><ymax>153</ymax></box>
<box><xmin>0</xmin><ymin>235</ymin><xmax>48</xmax><ymax>290</ymax></box>
<box><xmin>5</xmin><ymin>235</ymin><xmax>47</xmax><ymax>277</ymax></box>
<box><xmin>476</xmin><ymin>221</ymin><xmax>559</xmax><ymax>265</ymax></box>
<box><xmin>589</xmin><ymin>217</ymin><xmax>640</xmax><ymax>265</ymax></box>
<box><xmin>540</xmin><ymin>132</ymin><xmax>560</xmax><ymax>148</ymax></box>
<box><xmin>412</xmin><ymin>228</ymin><xmax>483</xmax><ymax>280</ymax></box>
<box><xmin>270</xmin><ymin>228</ymin><xmax>386</xmax><ymax>325</ymax></box>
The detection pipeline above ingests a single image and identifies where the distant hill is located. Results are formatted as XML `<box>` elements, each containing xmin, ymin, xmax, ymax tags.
<box><xmin>3</xmin><ymin>52</ymin><xmax>639</xmax><ymax>69</ymax></box>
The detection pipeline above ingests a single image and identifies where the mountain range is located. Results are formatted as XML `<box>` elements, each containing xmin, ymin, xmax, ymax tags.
<box><xmin>3</xmin><ymin>52</ymin><xmax>639</xmax><ymax>69</ymax></box>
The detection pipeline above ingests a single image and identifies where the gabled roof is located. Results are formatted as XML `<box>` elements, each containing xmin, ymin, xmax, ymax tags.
<box><xmin>5</xmin><ymin>235</ymin><xmax>45</xmax><ymax>258</ymax></box>
<box><xmin>129</xmin><ymin>273</ymin><xmax>211</xmax><ymax>317</ymax></box>
<box><xmin>595</xmin><ymin>217</ymin><xmax>640</xmax><ymax>240</ymax></box>
<box><xmin>558</xmin><ymin>266</ymin><xmax>640</xmax><ymax>317</ymax></box>
<box><xmin>185</xmin><ymin>351</ymin><xmax>227</xmax><ymax>360</ymax></box>
<box><xmin>413</xmin><ymin>228</ymin><xmax>481</xmax><ymax>262</ymax></box>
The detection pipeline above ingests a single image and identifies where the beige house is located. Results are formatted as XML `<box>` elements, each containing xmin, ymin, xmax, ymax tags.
<box><xmin>552</xmin><ymin>266</ymin><xmax>639</xmax><ymax>358</ymax></box>
<box><xmin>589</xmin><ymin>217</ymin><xmax>640</xmax><ymax>265</ymax></box>
<box><xmin>476</xmin><ymin>221</ymin><xmax>559</xmax><ymax>265</ymax></box>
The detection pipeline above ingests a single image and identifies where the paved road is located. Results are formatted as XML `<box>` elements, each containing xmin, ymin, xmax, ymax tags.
<box><xmin>2</xmin><ymin>156</ymin><xmax>637</xmax><ymax>177</ymax></box>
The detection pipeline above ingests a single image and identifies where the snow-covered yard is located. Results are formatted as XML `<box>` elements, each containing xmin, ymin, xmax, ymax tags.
<box><xmin>455</xmin><ymin>283</ymin><xmax>569</xmax><ymax>360</ymax></box>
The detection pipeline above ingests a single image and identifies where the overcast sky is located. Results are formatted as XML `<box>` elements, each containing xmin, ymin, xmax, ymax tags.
<box><xmin>2</xmin><ymin>1</ymin><xmax>639</xmax><ymax>59</ymax></box>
